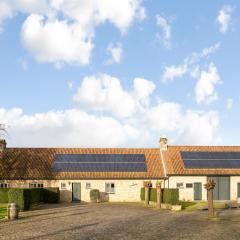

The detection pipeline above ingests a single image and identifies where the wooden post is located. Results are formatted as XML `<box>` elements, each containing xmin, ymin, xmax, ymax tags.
<box><xmin>143</xmin><ymin>181</ymin><xmax>152</xmax><ymax>206</ymax></box>
<box><xmin>145</xmin><ymin>186</ymin><xmax>149</xmax><ymax>206</ymax></box>
<box><xmin>204</xmin><ymin>180</ymin><xmax>216</xmax><ymax>218</ymax></box>
<box><xmin>156</xmin><ymin>181</ymin><xmax>162</xmax><ymax>208</ymax></box>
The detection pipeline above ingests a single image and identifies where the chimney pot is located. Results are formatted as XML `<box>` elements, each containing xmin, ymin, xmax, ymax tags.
<box><xmin>159</xmin><ymin>136</ymin><xmax>168</xmax><ymax>151</ymax></box>
<box><xmin>0</xmin><ymin>139</ymin><xmax>6</xmax><ymax>152</ymax></box>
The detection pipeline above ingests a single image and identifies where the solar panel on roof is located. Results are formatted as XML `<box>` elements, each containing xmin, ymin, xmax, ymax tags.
<box><xmin>181</xmin><ymin>151</ymin><xmax>240</xmax><ymax>169</ymax></box>
<box><xmin>52</xmin><ymin>154</ymin><xmax>147</xmax><ymax>172</ymax></box>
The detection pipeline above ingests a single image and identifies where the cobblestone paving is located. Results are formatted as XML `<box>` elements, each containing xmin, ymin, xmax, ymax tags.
<box><xmin>1</xmin><ymin>203</ymin><xmax>240</xmax><ymax>240</ymax></box>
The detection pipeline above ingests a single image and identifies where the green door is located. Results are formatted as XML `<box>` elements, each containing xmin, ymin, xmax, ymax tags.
<box><xmin>218</xmin><ymin>176</ymin><xmax>230</xmax><ymax>200</ymax></box>
<box><xmin>208</xmin><ymin>176</ymin><xmax>219</xmax><ymax>200</ymax></box>
<box><xmin>72</xmin><ymin>183</ymin><xmax>81</xmax><ymax>202</ymax></box>
<box><xmin>194</xmin><ymin>183</ymin><xmax>202</xmax><ymax>200</ymax></box>
<box><xmin>208</xmin><ymin>176</ymin><xmax>230</xmax><ymax>200</ymax></box>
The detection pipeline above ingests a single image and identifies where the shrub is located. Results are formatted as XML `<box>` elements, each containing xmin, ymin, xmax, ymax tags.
<box><xmin>29</xmin><ymin>188</ymin><xmax>43</xmax><ymax>204</ymax></box>
<box><xmin>140</xmin><ymin>188</ymin><xmax>179</xmax><ymax>205</ymax></box>
<box><xmin>43</xmin><ymin>188</ymin><xmax>60</xmax><ymax>203</ymax></box>
<box><xmin>0</xmin><ymin>189</ymin><xmax>9</xmax><ymax>203</ymax></box>
<box><xmin>90</xmin><ymin>189</ymin><xmax>100</xmax><ymax>202</ymax></box>
<box><xmin>163</xmin><ymin>189</ymin><xmax>179</xmax><ymax>205</ymax></box>
<box><xmin>8</xmin><ymin>187</ymin><xmax>60</xmax><ymax>211</ymax></box>
<box><xmin>150</xmin><ymin>188</ymin><xmax>157</xmax><ymax>202</ymax></box>
<box><xmin>8</xmin><ymin>189</ymin><xmax>30</xmax><ymax>211</ymax></box>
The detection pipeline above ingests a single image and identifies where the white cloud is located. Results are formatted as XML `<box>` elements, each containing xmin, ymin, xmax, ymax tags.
<box><xmin>176</xmin><ymin>110</ymin><xmax>220</xmax><ymax>145</ymax></box>
<box><xmin>133</xmin><ymin>78</ymin><xmax>156</xmax><ymax>104</ymax></box>
<box><xmin>0</xmin><ymin>107</ymin><xmax>139</xmax><ymax>147</ymax></box>
<box><xmin>217</xmin><ymin>5</ymin><xmax>234</xmax><ymax>34</ymax></box>
<box><xmin>0</xmin><ymin>102</ymin><xmax>221</xmax><ymax>147</ymax></box>
<box><xmin>0</xmin><ymin>0</ymin><xmax>48</xmax><ymax>25</ymax></box>
<box><xmin>1</xmin><ymin>0</ymin><xmax>145</xmax><ymax>66</ymax></box>
<box><xmin>21</xmin><ymin>14</ymin><xmax>93</xmax><ymax>66</ymax></box>
<box><xmin>106</xmin><ymin>43</ymin><xmax>123</xmax><ymax>64</ymax></box>
<box><xmin>161</xmin><ymin>42</ymin><xmax>220</xmax><ymax>83</ymax></box>
<box><xmin>161</xmin><ymin>65</ymin><xmax>187</xmax><ymax>83</ymax></box>
<box><xmin>156</xmin><ymin>14</ymin><xmax>171</xmax><ymax>48</ymax></box>
<box><xmin>195</xmin><ymin>63</ymin><xmax>220</xmax><ymax>104</ymax></box>
<box><xmin>73</xmin><ymin>74</ymin><xmax>155</xmax><ymax>118</ymax></box>
<box><xmin>226</xmin><ymin>98</ymin><xmax>233</xmax><ymax>110</ymax></box>
<box><xmin>187</xmin><ymin>42</ymin><xmax>220</xmax><ymax>65</ymax></box>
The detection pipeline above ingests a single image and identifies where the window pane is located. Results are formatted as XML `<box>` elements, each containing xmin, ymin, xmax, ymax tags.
<box><xmin>105</xmin><ymin>183</ymin><xmax>109</xmax><ymax>192</ymax></box>
<box><xmin>186</xmin><ymin>183</ymin><xmax>193</xmax><ymax>188</ymax></box>
<box><xmin>111</xmin><ymin>183</ymin><xmax>115</xmax><ymax>193</ymax></box>
<box><xmin>176</xmin><ymin>183</ymin><xmax>184</xmax><ymax>189</ymax></box>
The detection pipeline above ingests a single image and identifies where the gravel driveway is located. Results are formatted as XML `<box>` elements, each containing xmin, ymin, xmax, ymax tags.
<box><xmin>1</xmin><ymin>203</ymin><xmax>240</xmax><ymax>240</ymax></box>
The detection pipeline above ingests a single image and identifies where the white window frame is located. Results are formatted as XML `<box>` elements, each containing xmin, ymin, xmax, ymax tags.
<box><xmin>86</xmin><ymin>182</ymin><xmax>91</xmax><ymax>189</ymax></box>
<box><xmin>29</xmin><ymin>183</ymin><xmax>44</xmax><ymax>188</ymax></box>
<box><xmin>0</xmin><ymin>183</ymin><xmax>9</xmax><ymax>188</ymax></box>
<box><xmin>176</xmin><ymin>182</ymin><xmax>184</xmax><ymax>189</ymax></box>
<box><xmin>186</xmin><ymin>183</ymin><xmax>193</xmax><ymax>188</ymax></box>
<box><xmin>61</xmin><ymin>182</ymin><xmax>67</xmax><ymax>190</ymax></box>
<box><xmin>105</xmin><ymin>182</ymin><xmax>115</xmax><ymax>194</ymax></box>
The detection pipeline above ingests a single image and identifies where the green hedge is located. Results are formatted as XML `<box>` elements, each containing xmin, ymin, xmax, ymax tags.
<box><xmin>140</xmin><ymin>188</ymin><xmax>179</xmax><ymax>205</ymax></box>
<box><xmin>29</xmin><ymin>188</ymin><xmax>43</xmax><ymax>204</ymax></box>
<box><xmin>0</xmin><ymin>189</ymin><xmax>9</xmax><ymax>203</ymax></box>
<box><xmin>8</xmin><ymin>189</ymin><xmax>30</xmax><ymax>211</ymax></box>
<box><xmin>7</xmin><ymin>187</ymin><xmax>60</xmax><ymax>211</ymax></box>
<box><xmin>43</xmin><ymin>188</ymin><xmax>60</xmax><ymax>203</ymax></box>
<box><xmin>163</xmin><ymin>189</ymin><xmax>179</xmax><ymax>205</ymax></box>
<box><xmin>90</xmin><ymin>189</ymin><xmax>100</xmax><ymax>202</ymax></box>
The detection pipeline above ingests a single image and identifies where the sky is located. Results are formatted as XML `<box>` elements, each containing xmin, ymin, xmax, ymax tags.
<box><xmin>0</xmin><ymin>0</ymin><xmax>239</xmax><ymax>147</ymax></box>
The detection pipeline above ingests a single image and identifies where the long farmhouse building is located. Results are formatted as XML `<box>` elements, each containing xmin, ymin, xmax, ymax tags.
<box><xmin>1</xmin><ymin>137</ymin><xmax>240</xmax><ymax>202</ymax></box>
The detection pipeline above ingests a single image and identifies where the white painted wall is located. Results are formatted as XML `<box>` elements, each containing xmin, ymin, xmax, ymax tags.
<box><xmin>230</xmin><ymin>177</ymin><xmax>240</xmax><ymax>200</ymax></box>
<box><xmin>168</xmin><ymin>176</ymin><xmax>207</xmax><ymax>201</ymax></box>
<box><xmin>57</xmin><ymin>179</ymin><xmax>162</xmax><ymax>202</ymax></box>
<box><xmin>5</xmin><ymin>176</ymin><xmax>240</xmax><ymax>202</ymax></box>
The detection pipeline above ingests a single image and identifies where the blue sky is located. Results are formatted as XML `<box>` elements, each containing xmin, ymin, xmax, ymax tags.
<box><xmin>0</xmin><ymin>0</ymin><xmax>239</xmax><ymax>147</ymax></box>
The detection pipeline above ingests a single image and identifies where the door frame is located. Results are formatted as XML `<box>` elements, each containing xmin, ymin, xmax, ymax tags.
<box><xmin>207</xmin><ymin>176</ymin><xmax>230</xmax><ymax>200</ymax></box>
<box><xmin>194</xmin><ymin>182</ymin><xmax>202</xmax><ymax>201</ymax></box>
<box><xmin>237</xmin><ymin>183</ymin><xmax>240</xmax><ymax>198</ymax></box>
<box><xmin>72</xmin><ymin>182</ymin><xmax>81</xmax><ymax>202</ymax></box>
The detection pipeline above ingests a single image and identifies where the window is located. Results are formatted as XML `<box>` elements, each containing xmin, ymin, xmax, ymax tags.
<box><xmin>29</xmin><ymin>183</ymin><xmax>44</xmax><ymax>188</ymax></box>
<box><xmin>176</xmin><ymin>182</ymin><xmax>184</xmax><ymax>189</ymax></box>
<box><xmin>186</xmin><ymin>183</ymin><xmax>193</xmax><ymax>188</ymax></box>
<box><xmin>0</xmin><ymin>183</ymin><xmax>9</xmax><ymax>188</ymax></box>
<box><xmin>86</xmin><ymin>182</ymin><xmax>91</xmax><ymax>189</ymax></box>
<box><xmin>61</xmin><ymin>183</ymin><xmax>67</xmax><ymax>190</ymax></box>
<box><xmin>105</xmin><ymin>183</ymin><xmax>115</xmax><ymax>194</ymax></box>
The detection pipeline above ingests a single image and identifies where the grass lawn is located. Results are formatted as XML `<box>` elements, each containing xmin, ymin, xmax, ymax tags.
<box><xmin>0</xmin><ymin>204</ymin><xmax>7</xmax><ymax>219</ymax></box>
<box><xmin>181</xmin><ymin>201</ymin><xmax>227</xmax><ymax>211</ymax></box>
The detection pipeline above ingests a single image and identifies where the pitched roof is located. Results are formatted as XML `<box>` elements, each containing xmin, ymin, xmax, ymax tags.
<box><xmin>0</xmin><ymin>148</ymin><xmax>164</xmax><ymax>180</ymax></box>
<box><xmin>163</xmin><ymin>146</ymin><xmax>240</xmax><ymax>175</ymax></box>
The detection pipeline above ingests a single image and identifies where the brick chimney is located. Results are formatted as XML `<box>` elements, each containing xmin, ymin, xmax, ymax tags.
<box><xmin>0</xmin><ymin>139</ymin><xmax>6</xmax><ymax>152</ymax></box>
<box><xmin>159</xmin><ymin>136</ymin><xmax>168</xmax><ymax>151</ymax></box>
